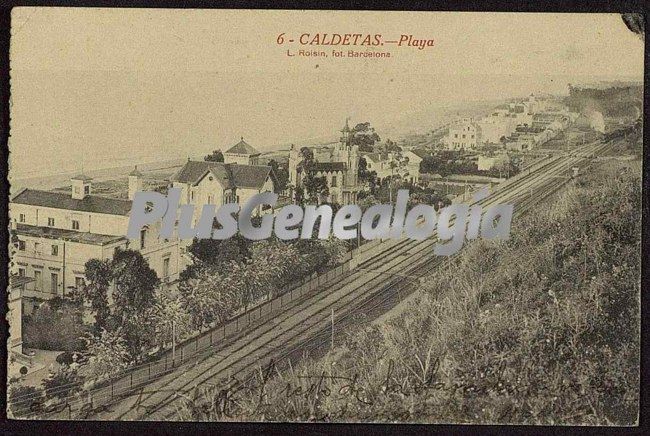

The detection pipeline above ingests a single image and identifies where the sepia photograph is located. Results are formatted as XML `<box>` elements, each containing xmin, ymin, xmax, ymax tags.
<box><xmin>3</xmin><ymin>7</ymin><xmax>645</xmax><ymax>426</ymax></box>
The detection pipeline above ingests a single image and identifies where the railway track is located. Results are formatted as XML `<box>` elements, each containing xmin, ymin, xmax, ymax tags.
<box><xmin>19</xmin><ymin>140</ymin><xmax>608</xmax><ymax>420</ymax></box>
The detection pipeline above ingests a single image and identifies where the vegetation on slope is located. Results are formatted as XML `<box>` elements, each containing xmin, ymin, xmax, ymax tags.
<box><xmin>177</xmin><ymin>160</ymin><xmax>641</xmax><ymax>425</ymax></box>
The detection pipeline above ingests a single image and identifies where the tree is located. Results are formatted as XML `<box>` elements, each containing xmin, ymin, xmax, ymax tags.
<box><xmin>179</xmin><ymin>266</ymin><xmax>238</xmax><ymax>329</ymax></box>
<box><xmin>268</xmin><ymin>159</ymin><xmax>289</xmax><ymax>193</ymax></box>
<box><xmin>221</xmin><ymin>260</ymin><xmax>270</xmax><ymax>312</ymax></box>
<box><xmin>384</xmin><ymin>139</ymin><xmax>402</xmax><ymax>153</ymax></box>
<box><xmin>110</xmin><ymin>249</ymin><xmax>160</xmax><ymax>322</ymax></box>
<box><xmin>81</xmin><ymin>328</ymin><xmax>132</xmax><ymax>380</ymax></box>
<box><xmin>42</xmin><ymin>367</ymin><xmax>83</xmax><ymax>401</ymax></box>
<box><xmin>152</xmin><ymin>292</ymin><xmax>192</xmax><ymax>345</ymax></box>
<box><xmin>351</xmin><ymin>122</ymin><xmax>381</xmax><ymax>152</ymax></box>
<box><xmin>182</xmin><ymin>235</ymin><xmax>251</xmax><ymax>279</ymax></box>
<box><xmin>23</xmin><ymin>302</ymin><xmax>87</xmax><ymax>351</ymax></box>
<box><xmin>250</xmin><ymin>240</ymin><xmax>298</xmax><ymax>299</ymax></box>
<box><xmin>8</xmin><ymin>384</ymin><xmax>45</xmax><ymax>417</ymax></box>
<box><xmin>204</xmin><ymin>149</ymin><xmax>224</xmax><ymax>162</ymax></box>
<box><xmin>303</xmin><ymin>174</ymin><xmax>330</xmax><ymax>204</ymax></box>
<box><xmin>79</xmin><ymin>258</ymin><xmax>112</xmax><ymax>331</ymax></box>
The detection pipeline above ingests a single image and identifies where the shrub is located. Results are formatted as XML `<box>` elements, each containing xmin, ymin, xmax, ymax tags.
<box><xmin>8</xmin><ymin>384</ymin><xmax>45</xmax><ymax>417</ymax></box>
<box><xmin>23</xmin><ymin>302</ymin><xmax>88</xmax><ymax>351</ymax></box>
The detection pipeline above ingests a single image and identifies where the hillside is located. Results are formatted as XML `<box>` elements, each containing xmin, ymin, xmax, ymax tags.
<box><xmin>175</xmin><ymin>158</ymin><xmax>641</xmax><ymax>424</ymax></box>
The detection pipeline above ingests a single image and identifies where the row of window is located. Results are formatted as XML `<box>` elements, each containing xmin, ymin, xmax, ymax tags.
<box><xmin>453</xmin><ymin>134</ymin><xmax>475</xmax><ymax>139</ymax></box>
<box><xmin>18</xmin><ymin>213</ymin><xmax>80</xmax><ymax>230</ymax></box>
<box><xmin>17</xmin><ymin>240</ymin><xmax>59</xmax><ymax>256</ymax></box>
<box><xmin>17</xmin><ymin>267</ymin><xmax>84</xmax><ymax>294</ymax></box>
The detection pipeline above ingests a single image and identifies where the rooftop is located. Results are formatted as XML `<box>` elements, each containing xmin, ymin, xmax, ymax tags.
<box><xmin>310</xmin><ymin>162</ymin><xmax>347</xmax><ymax>172</ymax></box>
<box><xmin>225</xmin><ymin>138</ymin><xmax>261</xmax><ymax>156</ymax></box>
<box><xmin>171</xmin><ymin>160</ymin><xmax>274</xmax><ymax>190</ymax></box>
<box><xmin>12</xmin><ymin>189</ymin><xmax>133</xmax><ymax>216</ymax></box>
<box><xmin>14</xmin><ymin>223</ymin><xmax>127</xmax><ymax>246</ymax></box>
<box><xmin>70</xmin><ymin>173</ymin><xmax>93</xmax><ymax>182</ymax></box>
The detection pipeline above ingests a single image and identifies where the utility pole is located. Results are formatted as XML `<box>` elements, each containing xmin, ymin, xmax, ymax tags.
<box><xmin>331</xmin><ymin>308</ymin><xmax>334</xmax><ymax>349</ymax></box>
<box><xmin>172</xmin><ymin>320</ymin><xmax>176</xmax><ymax>363</ymax></box>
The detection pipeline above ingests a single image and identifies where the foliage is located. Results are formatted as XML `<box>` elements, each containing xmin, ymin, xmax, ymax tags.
<box><xmin>151</xmin><ymin>291</ymin><xmax>193</xmax><ymax>345</ymax></box>
<box><xmin>78</xmin><ymin>258</ymin><xmax>112</xmax><ymax>331</ymax></box>
<box><xmin>419</xmin><ymin>150</ymin><xmax>519</xmax><ymax>178</ymax></box>
<box><xmin>8</xmin><ymin>384</ymin><xmax>45</xmax><ymax>417</ymax></box>
<box><xmin>180</xmin><ymin>162</ymin><xmax>641</xmax><ymax>424</ymax></box>
<box><xmin>81</xmin><ymin>329</ymin><xmax>132</xmax><ymax>380</ymax></box>
<box><xmin>178</xmin><ymin>266</ymin><xmax>238</xmax><ymax>329</ymax></box>
<box><xmin>302</xmin><ymin>174</ymin><xmax>330</xmax><ymax>203</ymax></box>
<box><xmin>23</xmin><ymin>301</ymin><xmax>88</xmax><ymax>351</ymax></box>
<box><xmin>42</xmin><ymin>367</ymin><xmax>83</xmax><ymax>400</ymax></box>
<box><xmin>184</xmin><ymin>235</ymin><xmax>251</xmax><ymax>277</ymax></box>
<box><xmin>268</xmin><ymin>159</ymin><xmax>290</xmax><ymax>193</ymax></box>
<box><xmin>110</xmin><ymin>249</ymin><xmax>160</xmax><ymax>322</ymax></box>
<box><xmin>204</xmin><ymin>149</ymin><xmax>224</xmax><ymax>162</ymax></box>
<box><xmin>351</xmin><ymin>122</ymin><xmax>381</xmax><ymax>152</ymax></box>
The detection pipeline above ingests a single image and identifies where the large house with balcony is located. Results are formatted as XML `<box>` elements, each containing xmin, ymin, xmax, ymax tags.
<box><xmin>9</xmin><ymin>170</ymin><xmax>182</xmax><ymax>314</ymax></box>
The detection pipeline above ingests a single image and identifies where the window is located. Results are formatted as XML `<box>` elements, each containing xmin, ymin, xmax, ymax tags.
<box><xmin>140</xmin><ymin>229</ymin><xmax>146</xmax><ymax>249</ymax></box>
<box><xmin>19</xmin><ymin>214</ymin><xmax>25</xmax><ymax>223</ymax></box>
<box><xmin>163</xmin><ymin>257</ymin><xmax>170</xmax><ymax>279</ymax></box>
<box><xmin>471</xmin><ymin>135</ymin><xmax>475</xmax><ymax>139</ymax></box>
<box><xmin>72</xmin><ymin>220</ymin><xmax>80</xmax><ymax>230</ymax></box>
<box><xmin>331</xmin><ymin>176</ymin><xmax>337</xmax><ymax>187</ymax></box>
<box><xmin>454</xmin><ymin>134</ymin><xmax>458</xmax><ymax>138</ymax></box>
<box><xmin>462</xmin><ymin>134</ymin><xmax>466</xmax><ymax>139</ymax></box>
<box><xmin>18</xmin><ymin>268</ymin><xmax>25</xmax><ymax>277</ymax></box>
<box><xmin>34</xmin><ymin>242</ymin><xmax>40</xmax><ymax>254</ymax></box>
<box><xmin>190</xmin><ymin>191</ymin><xmax>195</xmax><ymax>201</ymax></box>
<box><xmin>48</xmin><ymin>217</ymin><xmax>55</xmax><ymax>226</ymax></box>
<box><xmin>51</xmin><ymin>245</ymin><xmax>59</xmax><ymax>256</ymax></box>
<box><xmin>18</xmin><ymin>240</ymin><xmax>25</xmax><ymax>251</ymax></box>
<box><xmin>50</xmin><ymin>272</ymin><xmax>59</xmax><ymax>294</ymax></box>
<box><xmin>75</xmin><ymin>277</ymin><xmax>85</xmax><ymax>290</ymax></box>
<box><xmin>84</xmin><ymin>185</ymin><xmax>90</xmax><ymax>194</ymax></box>
<box><xmin>207</xmin><ymin>195</ymin><xmax>212</xmax><ymax>204</ymax></box>
<box><xmin>34</xmin><ymin>270</ymin><xmax>42</xmax><ymax>291</ymax></box>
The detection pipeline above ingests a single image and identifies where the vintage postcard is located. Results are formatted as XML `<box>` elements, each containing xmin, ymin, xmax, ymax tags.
<box><xmin>5</xmin><ymin>8</ymin><xmax>644</xmax><ymax>425</ymax></box>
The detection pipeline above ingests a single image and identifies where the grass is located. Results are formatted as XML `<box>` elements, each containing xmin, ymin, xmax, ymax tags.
<box><xmin>174</xmin><ymin>159</ymin><xmax>640</xmax><ymax>425</ymax></box>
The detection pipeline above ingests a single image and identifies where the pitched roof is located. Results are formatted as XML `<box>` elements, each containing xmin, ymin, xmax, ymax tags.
<box><xmin>11</xmin><ymin>189</ymin><xmax>132</xmax><ymax>216</ymax></box>
<box><xmin>310</xmin><ymin>162</ymin><xmax>347</xmax><ymax>172</ymax></box>
<box><xmin>409</xmin><ymin>148</ymin><xmax>430</xmax><ymax>159</ymax></box>
<box><xmin>171</xmin><ymin>160</ymin><xmax>273</xmax><ymax>190</ymax></box>
<box><xmin>229</xmin><ymin>164</ymin><xmax>272</xmax><ymax>189</ymax></box>
<box><xmin>170</xmin><ymin>161</ymin><xmax>229</xmax><ymax>185</ymax></box>
<box><xmin>361</xmin><ymin>152</ymin><xmax>382</xmax><ymax>163</ymax></box>
<box><xmin>71</xmin><ymin>173</ymin><xmax>93</xmax><ymax>182</ymax></box>
<box><xmin>225</xmin><ymin>139</ymin><xmax>260</xmax><ymax>156</ymax></box>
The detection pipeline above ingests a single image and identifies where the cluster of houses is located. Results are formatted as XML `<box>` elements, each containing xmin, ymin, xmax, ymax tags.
<box><xmin>11</xmin><ymin>120</ymin><xmax>420</xmax><ymax>365</ymax></box>
<box><xmin>8</xmin><ymin>138</ymin><xmax>278</xmax><ymax>362</ymax></box>
<box><xmin>444</xmin><ymin>94</ymin><xmax>578</xmax><ymax>152</ymax></box>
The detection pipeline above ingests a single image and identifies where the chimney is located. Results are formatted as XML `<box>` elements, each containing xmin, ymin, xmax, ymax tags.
<box><xmin>128</xmin><ymin>165</ymin><xmax>143</xmax><ymax>200</ymax></box>
<box><xmin>71</xmin><ymin>173</ymin><xmax>92</xmax><ymax>200</ymax></box>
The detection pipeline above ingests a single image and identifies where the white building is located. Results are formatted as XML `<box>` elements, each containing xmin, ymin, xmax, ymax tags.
<box><xmin>361</xmin><ymin>149</ymin><xmax>424</xmax><ymax>184</ymax></box>
<box><xmin>170</xmin><ymin>157</ymin><xmax>276</xmax><ymax>224</ymax></box>
<box><xmin>9</xmin><ymin>171</ymin><xmax>183</xmax><ymax>314</ymax></box>
<box><xmin>445</xmin><ymin>119</ymin><xmax>482</xmax><ymax>150</ymax></box>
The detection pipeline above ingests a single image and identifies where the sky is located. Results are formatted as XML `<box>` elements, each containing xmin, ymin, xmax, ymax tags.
<box><xmin>9</xmin><ymin>9</ymin><xmax>644</xmax><ymax>179</ymax></box>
